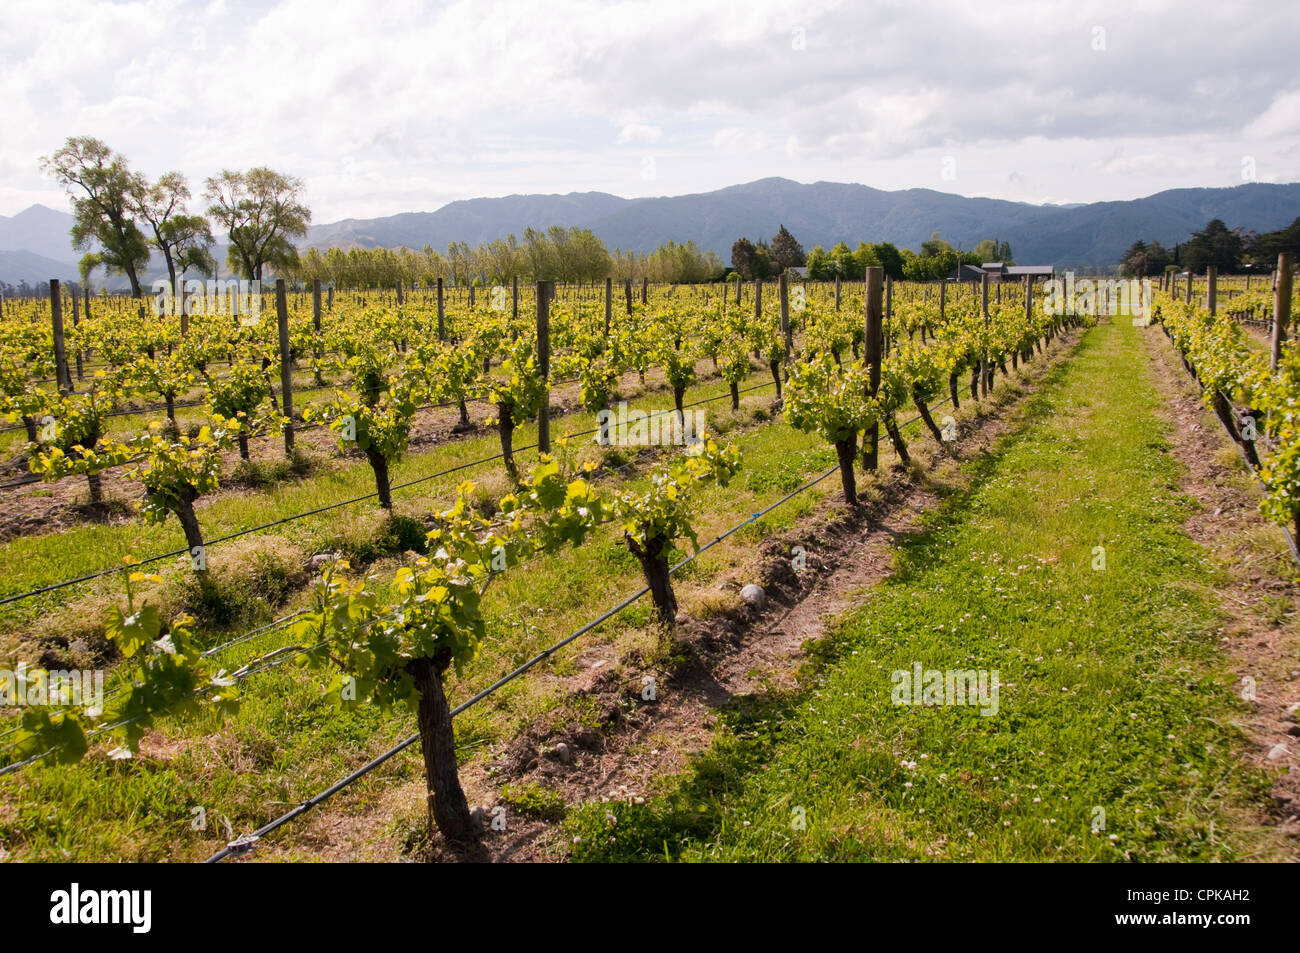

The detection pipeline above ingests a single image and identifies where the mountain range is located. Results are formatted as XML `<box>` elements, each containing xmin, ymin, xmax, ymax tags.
<box><xmin>4</xmin><ymin>177</ymin><xmax>1299</xmax><ymax>288</ymax></box>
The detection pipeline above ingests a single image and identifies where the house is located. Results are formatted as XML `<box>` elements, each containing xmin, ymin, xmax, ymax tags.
<box><xmin>982</xmin><ymin>262</ymin><xmax>1055</xmax><ymax>281</ymax></box>
<box><xmin>950</xmin><ymin>263</ymin><xmax>1055</xmax><ymax>282</ymax></box>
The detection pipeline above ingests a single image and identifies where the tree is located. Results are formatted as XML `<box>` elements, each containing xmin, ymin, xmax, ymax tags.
<box><xmin>829</xmin><ymin>241</ymin><xmax>860</xmax><ymax>279</ymax></box>
<box><xmin>1119</xmin><ymin>239</ymin><xmax>1173</xmax><ymax>277</ymax></box>
<box><xmin>731</xmin><ymin>237</ymin><xmax>757</xmax><ymax>280</ymax></box>
<box><xmin>205</xmin><ymin>168</ymin><xmax>311</xmax><ymax>280</ymax></box>
<box><xmin>1119</xmin><ymin>240</ymin><xmax>1149</xmax><ymax>278</ymax></box>
<box><xmin>805</xmin><ymin>245</ymin><xmax>831</xmax><ymax>280</ymax></box>
<box><xmin>921</xmin><ymin>232</ymin><xmax>955</xmax><ymax>259</ymax></box>
<box><xmin>133</xmin><ymin>172</ymin><xmax>216</xmax><ymax>291</ymax></box>
<box><xmin>77</xmin><ymin>253</ymin><xmax>102</xmax><ymax>294</ymax></box>
<box><xmin>522</xmin><ymin>227</ymin><xmax>556</xmax><ymax>280</ymax></box>
<box><xmin>41</xmin><ymin>137</ymin><xmax>150</xmax><ymax>297</ymax></box>
<box><xmin>771</xmin><ymin>224</ymin><xmax>806</xmax><ymax>270</ymax></box>
<box><xmin>866</xmin><ymin>242</ymin><xmax>905</xmax><ymax>280</ymax></box>
<box><xmin>1182</xmin><ymin>219</ymin><xmax>1244</xmax><ymax>273</ymax></box>
<box><xmin>1249</xmin><ymin>217</ymin><xmax>1300</xmax><ymax>265</ymax></box>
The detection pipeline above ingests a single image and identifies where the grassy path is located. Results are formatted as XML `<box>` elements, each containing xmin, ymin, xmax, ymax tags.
<box><xmin>569</xmin><ymin>319</ymin><xmax>1285</xmax><ymax>862</ymax></box>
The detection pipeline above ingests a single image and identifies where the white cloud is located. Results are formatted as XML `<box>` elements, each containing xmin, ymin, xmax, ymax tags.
<box><xmin>0</xmin><ymin>0</ymin><xmax>1294</xmax><ymax>223</ymax></box>
<box><xmin>1246</xmin><ymin>89</ymin><xmax>1300</xmax><ymax>139</ymax></box>
<box><xmin>617</xmin><ymin>123</ymin><xmax>663</xmax><ymax>144</ymax></box>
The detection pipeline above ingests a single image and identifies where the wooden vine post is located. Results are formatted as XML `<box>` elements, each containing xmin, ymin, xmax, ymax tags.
<box><xmin>980</xmin><ymin>272</ymin><xmax>991</xmax><ymax>397</ymax></box>
<box><xmin>49</xmin><ymin>279</ymin><xmax>72</xmax><ymax>395</ymax></box>
<box><xmin>862</xmin><ymin>266</ymin><xmax>883</xmax><ymax>471</ymax></box>
<box><xmin>436</xmin><ymin>277</ymin><xmax>446</xmax><ymax>340</ymax></box>
<box><xmin>70</xmin><ymin>286</ymin><xmax>83</xmax><ymax>380</ymax></box>
<box><xmin>276</xmin><ymin>279</ymin><xmax>295</xmax><ymax>456</ymax></box>
<box><xmin>604</xmin><ymin>276</ymin><xmax>612</xmax><ymax>337</ymax></box>
<box><xmin>778</xmin><ymin>272</ymin><xmax>791</xmax><ymax>378</ymax></box>
<box><xmin>536</xmin><ymin>280</ymin><xmax>552</xmax><ymax>454</ymax></box>
<box><xmin>1022</xmin><ymin>274</ymin><xmax>1033</xmax><ymax>364</ymax></box>
<box><xmin>1272</xmin><ymin>252</ymin><xmax>1293</xmax><ymax>371</ymax></box>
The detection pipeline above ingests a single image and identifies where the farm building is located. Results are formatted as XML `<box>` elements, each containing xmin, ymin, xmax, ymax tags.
<box><xmin>949</xmin><ymin>262</ymin><xmax>1055</xmax><ymax>282</ymax></box>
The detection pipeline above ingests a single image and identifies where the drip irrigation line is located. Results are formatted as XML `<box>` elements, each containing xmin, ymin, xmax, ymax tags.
<box><xmin>204</xmin><ymin>463</ymin><xmax>841</xmax><ymax>862</ymax></box>
<box><xmin>0</xmin><ymin>371</ymin><xmax>770</xmax><ymax>607</ymax></box>
<box><xmin>0</xmin><ymin>379</ymin><xmax>782</xmax><ymax>753</ymax></box>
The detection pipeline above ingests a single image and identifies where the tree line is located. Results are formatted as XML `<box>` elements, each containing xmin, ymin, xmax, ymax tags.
<box><xmin>292</xmin><ymin>232</ymin><xmax>725</xmax><ymax>289</ymax></box>
<box><xmin>35</xmin><ymin>136</ymin><xmax>730</xmax><ymax>295</ymax></box>
<box><xmin>735</xmin><ymin>226</ymin><xmax>1011</xmax><ymax>282</ymax></box>
<box><xmin>1120</xmin><ymin>217</ymin><xmax>1300</xmax><ymax>276</ymax></box>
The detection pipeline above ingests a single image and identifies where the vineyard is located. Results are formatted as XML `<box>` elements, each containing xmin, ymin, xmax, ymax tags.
<box><xmin>0</xmin><ymin>267</ymin><xmax>1295</xmax><ymax>863</ymax></box>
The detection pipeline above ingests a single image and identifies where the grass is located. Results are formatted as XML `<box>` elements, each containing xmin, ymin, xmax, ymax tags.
<box><xmin>0</xmin><ymin>358</ymin><xmax>771</xmax><ymax>635</ymax></box>
<box><xmin>0</xmin><ymin>327</ymin><xmax>1101</xmax><ymax>862</ymax></box>
<box><xmin>565</xmin><ymin>319</ymin><xmax>1284</xmax><ymax>862</ymax></box>
<box><xmin>0</xmin><ymin>356</ymin><xmax>870</xmax><ymax>860</ymax></box>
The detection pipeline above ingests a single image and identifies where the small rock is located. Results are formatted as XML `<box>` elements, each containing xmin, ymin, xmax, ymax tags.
<box><xmin>1267</xmin><ymin>743</ymin><xmax>1290</xmax><ymax>761</ymax></box>
<box><xmin>553</xmin><ymin>742</ymin><xmax>571</xmax><ymax>764</ymax></box>
<box><xmin>308</xmin><ymin>552</ymin><xmax>340</xmax><ymax>570</ymax></box>
<box><xmin>69</xmin><ymin>639</ymin><xmax>89</xmax><ymax>655</ymax></box>
<box><xmin>741</xmin><ymin>584</ymin><xmax>766</xmax><ymax>609</ymax></box>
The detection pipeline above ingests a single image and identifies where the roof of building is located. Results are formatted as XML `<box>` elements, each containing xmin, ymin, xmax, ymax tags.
<box><xmin>1005</xmin><ymin>265</ymin><xmax>1055</xmax><ymax>276</ymax></box>
<box><xmin>948</xmin><ymin>263</ymin><xmax>988</xmax><ymax>280</ymax></box>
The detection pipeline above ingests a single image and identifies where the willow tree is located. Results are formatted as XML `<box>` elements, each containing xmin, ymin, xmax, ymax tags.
<box><xmin>132</xmin><ymin>172</ymin><xmax>216</xmax><ymax>292</ymax></box>
<box><xmin>204</xmin><ymin>168</ymin><xmax>311</xmax><ymax>280</ymax></box>
<box><xmin>41</xmin><ymin>137</ymin><xmax>150</xmax><ymax>298</ymax></box>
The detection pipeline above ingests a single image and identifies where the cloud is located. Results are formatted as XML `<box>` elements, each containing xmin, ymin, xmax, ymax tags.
<box><xmin>617</xmin><ymin>123</ymin><xmax>663</xmax><ymax>144</ymax></box>
<box><xmin>0</xmin><ymin>0</ymin><xmax>1295</xmax><ymax>221</ymax></box>
<box><xmin>1246</xmin><ymin>89</ymin><xmax>1300</xmax><ymax>138</ymax></box>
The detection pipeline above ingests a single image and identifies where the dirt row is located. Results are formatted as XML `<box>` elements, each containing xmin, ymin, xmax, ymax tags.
<box><xmin>0</xmin><ymin>358</ymin><xmax>754</xmax><ymax>544</ymax></box>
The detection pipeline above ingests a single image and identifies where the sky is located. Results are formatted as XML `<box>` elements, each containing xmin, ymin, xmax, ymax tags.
<box><xmin>1</xmin><ymin>0</ymin><xmax>1297</xmax><ymax>224</ymax></box>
